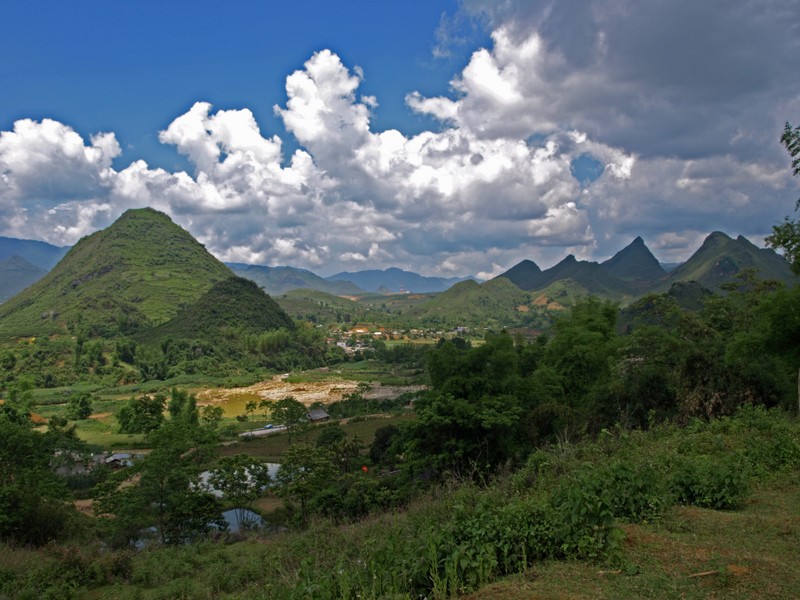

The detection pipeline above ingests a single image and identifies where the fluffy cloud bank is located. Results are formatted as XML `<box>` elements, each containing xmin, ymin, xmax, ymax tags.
<box><xmin>2</xmin><ymin>0</ymin><xmax>799</xmax><ymax>275</ymax></box>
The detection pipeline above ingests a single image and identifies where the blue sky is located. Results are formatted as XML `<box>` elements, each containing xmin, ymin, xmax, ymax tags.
<box><xmin>2</xmin><ymin>0</ymin><xmax>799</xmax><ymax>277</ymax></box>
<box><xmin>2</xmin><ymin>0</ymin><xmax>479</xmax><ymax>169</ymax></box>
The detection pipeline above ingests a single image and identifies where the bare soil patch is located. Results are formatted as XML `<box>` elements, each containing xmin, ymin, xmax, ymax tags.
<box><xmin>197</xmin><ymin>374</ymin><xmax>423</xmax><ymax>408</ymax></box>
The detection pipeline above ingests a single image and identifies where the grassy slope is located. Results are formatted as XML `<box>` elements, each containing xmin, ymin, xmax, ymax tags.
<box><xmin>136</xmin><ymin>276</ymin><xmax>295</xmax><ymax>344</ymax></box>
<box><xmin>275</xmin><ymin>289</ymin><xmax>370</xmax><ymax>324</ymax></box>
<box><xmin>5</xmin><ymin>408</ymin><xmax>797</xmax><ymax>599</ymax></box>
<box><xmin>663</xmin><ymin>232</ymin><xmax>797</xmax><ymax>292</ymax></box>
<box><xmin>466</xmin><ymin>477</ymin><xmax>800</xmax><ymax>599</ymax></box>
<box><xmin>410</xmin><ymin>277</ymin><xmax>548</xmax><ymax>328</ymax></box>
<box><xmin>0</xmin><ymin>208</ymin><xmax>233</xmax><ymax>338</ymax></box>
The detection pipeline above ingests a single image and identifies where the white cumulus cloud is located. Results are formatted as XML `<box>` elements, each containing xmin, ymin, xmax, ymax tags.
<box><xmin>2</xmin><ymin>0</ymin><xmax>799</xmax><ymax>276</ymax></box>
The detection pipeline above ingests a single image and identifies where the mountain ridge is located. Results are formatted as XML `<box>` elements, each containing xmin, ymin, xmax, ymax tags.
<box><xmin>0</xmin><ymin>236</ymin><xmax>69</xmax><ymax>270</ymax></box>
<box><xmin>326</xmin><ymin>267</ymin><xmax>475</xmax><ymax>293</ymax></box>
<box><xmin>228</xmin><ymin>263</ymin><xmax>365</xmax><ymax>296</ymax></box>
<box><xmin>661</xmin><ymin>231</ymin><xmax>795</xmax><ymax>292</ymax></box>
<box><xmin>0</xmin><ymin>208</ymin><xmax>233</xmax><ymax>338</ymax></box>
<box><xmin>0</xmin><ymin>255</ymin><xmax>46</xmax><ymax>304</ymax></box>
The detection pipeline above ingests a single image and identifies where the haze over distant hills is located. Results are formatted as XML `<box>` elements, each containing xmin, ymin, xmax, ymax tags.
<box><xmin>0</xmin><ymin>237</ymin><xmax>70</xmax><ymax>303</ymax></box>
<box><xmin>0</xmin><ymin>236</ymin><xmax>69</xmax><ymax>270</ymax></box>
<box><xmin>227</xmin><ymin>263</ymin><xmax>365</xmax><ymax>296</ymax></box>
<box><xmin>0</xmin><ymin>255</ymin><xmax>46</xmax><ymax>304</ymax></box>
<box><xmin>326</xmin><ymin>268</ymin><xmax>476</xmax><ymax>294</ymax></box>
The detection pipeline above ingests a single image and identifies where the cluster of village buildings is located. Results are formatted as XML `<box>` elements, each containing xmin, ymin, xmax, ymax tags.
<box><xmin>326</xmin><ymin>325</ymin><xmax>469</xmax><ymax>355</ymax></box>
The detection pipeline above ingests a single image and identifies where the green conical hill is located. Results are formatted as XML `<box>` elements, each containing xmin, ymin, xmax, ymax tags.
<box><xmin>498</xmin><ymin>259</ymin><xmax>542</xmax><ymax>289</ymax></box>
<box><xmin>137</xmin><ymin>276</ymin><xmax>294</xmax><ymax>343</ymax></box>
<box><xmin>411</xmin><ymin>277</ymin><xmax>553</xmax><ymax>328</ymax></box>
<box><xmin>529</xmin><ymin>255</ymin><xmax>635</xmax><ymax>301</ymax></box>
<box><xmin>0</xmin><ymin>208</ymin><xmax>233</xmax><ymax>338</ymax></box>
<box><xmin>601</xmin><ymin>236</ymin><xmax>666</xmax><ymax>286</ymax></box>
<box><xmin>662</xmin><ymin>232</ymin><xmax>797</xmax><ymax>292</ymax></box>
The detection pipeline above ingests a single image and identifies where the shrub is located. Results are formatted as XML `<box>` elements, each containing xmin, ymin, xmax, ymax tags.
<box><xmin>601</xmin><ymin>460</ymin><xmax>669</xmax><ymax>522</ymax></box>
<box><xmin>551</xmin><ymin>470</ymin><xmax>623</xmax><ymax>561</ymax></box>
<box><xmin>671</xmin><ymin>455</ymin><xmax>749</xmax><ymax>510</ymax></box>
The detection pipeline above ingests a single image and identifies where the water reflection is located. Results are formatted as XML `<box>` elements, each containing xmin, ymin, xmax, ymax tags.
<box><xmin>222</xmin><ymin>508</ymin><xmax>264</xmax><ymax>533</ymax></box>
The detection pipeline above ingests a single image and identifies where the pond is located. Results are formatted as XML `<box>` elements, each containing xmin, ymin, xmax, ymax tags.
<box><xmin>213</xmin><ymin>392</ymin><xmax>264</xmax><ymax>418</ymax></box>
<box><xmin>133</xmin><ymin>507</ymin><xmax>267</xmax><ymax>548</ymax></box>
<box><xmin>221</xmin><ymin>508</ymin><xmax>265</xmax><ymax>533</ymax></box>
<box><xmin>198</xmin><ymin>464</ymin><xmax>280</xmax><ymax>497</ymax></box>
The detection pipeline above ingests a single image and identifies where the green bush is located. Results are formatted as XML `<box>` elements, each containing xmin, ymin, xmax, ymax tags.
<box><xmin>551</xmin><ymin>470</ymin><xmax>623</xmax><ymax>561</ymax></box>
<box><xmin>601</xmin><ymin>460</ymin><xmax>669</xmax><ymax>522</ymax></box>
<box><xmin>671</xmin><ymin>455</ymin><xmax>749</xmax><ymax>510</ymax></box>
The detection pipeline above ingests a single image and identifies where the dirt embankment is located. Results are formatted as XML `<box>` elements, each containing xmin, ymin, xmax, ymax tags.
<box><xmin>197</xmin><ymin>374</ymin><xmax>425</xmax><ymax>408</ymax></box>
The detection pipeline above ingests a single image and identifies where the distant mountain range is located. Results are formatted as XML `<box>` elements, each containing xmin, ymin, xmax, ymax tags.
<box><xmin>0</xmin><ymin>237</ymin><xmax>70</xmax><ymax>303</ymax></box>
<box><xmin>225</xmin><ymin>264</ymin><xmax>476</xmax><ymax>296</ymax></box>
<box><xmin>227</xmin><ymin>263</ymin><xmax>365</xmax><ymax>296</ymax></box>
<box><xmin>326</xmin><ymin>268</ymin><xmax>475</xmax><ymax>294</ymax></box>
<box><xmin>0</xmin><ymin>236</ymin><xmax>69</xmax><ymax>270</ymax></box>
<box><xmin>498</xmin><ymin>232</ymin><xmax>795</xmax><ymax>301</ymax></box>
<box><xmin>0</xmin><ymin>255</ymin><xmax>46</xmax><ymax>304</ymax></box>
<box><xmin>1</xmin><ymin>217</ymin><xmax>795</xmax><ymax>336</ymax></box>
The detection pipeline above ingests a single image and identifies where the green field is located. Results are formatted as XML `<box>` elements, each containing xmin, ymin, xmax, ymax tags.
<box><xmin>220</xmin><ymin>413</ymin><xmax>417</xmax><ymax>462</ymax></box>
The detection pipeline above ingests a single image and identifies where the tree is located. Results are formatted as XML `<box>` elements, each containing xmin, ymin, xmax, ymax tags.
<box><xmin>369</xmin><ymin>424</ymin><xmax>400</xmax><ymax>466</ymax></box>
<box><xmin>67</xmin><ymin>392</ymin><xmax>93</xmax><ymax>420</ymax></box>
<box><xmin>244</xmin><ymin>400</ymin><xmax>258</xmax><ymax>420</ymax></box>
<box><xmin>6</xmin><ymin>376</ymin><xmax>34</xmax><ymax>414</ymax></box>
<box><xmin>766</xmin><ymin>121</ymin><xmax>800</xmax><ymax>412</ymax></box>
<box><xmin>767</xmin><ymin>122</ymin><xmax>800</xmax><ymax>273</ymax></box>
<box><xmin>271</xmin><ymin>396</ymin><xmax>307</xmax><ymax>444</ymax></box>
<box><xmin>117</xmin><ymin>393</ymin><xmax>166</xmax><ymax>434</ymax></box>
<box><xmin>200</xmin><ymin>405</ymin><xmax>224</xmax><ymax>429</ymax></box>
<box><xmin>0</xmin><ymin>403</ymin><xmax>79</xmax><ymax>545</ymax></box>
<box><xmin>274</xmin><ymin>443</ymin><xmax>337</xmax><ymax>522</ymax></box>
<box><xmin>541</xmin><ymin>297</ymin><xmax>620</xmax><ymax>431</ymax></box>
<box><xmin>95</xmin><ymin>420</ymin><xmax>222</xmax><ymax>545</ymax></box>
<box><xmin>316</xmin><ymin>424</ymin><xmax>347</xmax><ymax>448</ymax></box>
<box><xmin>209</xmin><ymin>454</ymin><xmax>271</xmax><ymax>531</ymax></box>
<box><xmin>135</xmin><ymin>346</ymin><xmax>168</xmax><ymax>381</ymax></box>
<box><xmin>258</xmin><ymin>398</ymin><xmax>273</xmax><ymax>420</ymax></box>
<box><xmin>167</xmin><ymin>387</ymin><xmax>199</xmax><ymax>426</ymax></box>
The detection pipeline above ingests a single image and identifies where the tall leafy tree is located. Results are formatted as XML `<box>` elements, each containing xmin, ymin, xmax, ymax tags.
<box><xmin>117</xmin><ymin>393</ymin><xmax>166</xmax><ymax>433</ymax></box>
<box><xmin>766</xmin><ymin>121</ymin><xmax>800</xmax><ymax>411</ymax></box>
<box><xmin>275</xmin><ymin>444</ymin><xmax>337</xmax><ymax>522</ymax></box>
<box><xmin>271</xmin><ymin>396</ymin><xmax>307</xmax><ymax>444</ymax></box>
<box><xmin>210</xmin><ymin>454</ymin><xmax>271</xmax><ymax>531</ymax></box>
<box><xmin>403</xmin><ymin>332</ymin><xmax>528</xmax><ymax>477</ymax></box>
<box><xmin>96</xmin><ymin>419</ymin><xmax>221</xmax><ymax>545</ymax></box>
<box><xmin>0</xmin><ymin>404</ymin><xmax>80</xmax><ymax>545</ymax></box>
<box><xmin>541</xmin><ymin>297</ymin><xmax>620</xmax><ymax>431</ymax></box>
<box><xmin>767</xmin><ymin>122</ymin><xmax>800</xmax><ymax>273</ymax></box>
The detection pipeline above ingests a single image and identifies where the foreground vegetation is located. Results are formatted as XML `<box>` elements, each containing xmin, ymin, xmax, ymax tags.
<box><xmin>0</xmin><ymin>406</ymin><xmax>797</xmax><ymax>599</ymax></box>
